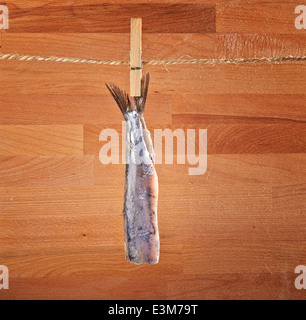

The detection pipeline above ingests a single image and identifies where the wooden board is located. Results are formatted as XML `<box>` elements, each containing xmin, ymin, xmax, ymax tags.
<box><xmin>6</xmin><ymin>3</ymin><xmax>216</xmax><ymax>33</ymax></box>
<box><xmin>0</xmin><ymin>0</ymin><xmax>305</xmax><ymax>300</ymax></box>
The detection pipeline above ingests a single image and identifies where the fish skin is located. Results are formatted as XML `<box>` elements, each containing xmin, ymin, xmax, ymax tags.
<box><xmin>106</xmin><ymin>73</ymin><xmax>160</xmax><ymax>265</ymax></box>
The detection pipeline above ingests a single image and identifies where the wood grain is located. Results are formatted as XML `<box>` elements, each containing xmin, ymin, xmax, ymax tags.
<box><xmin>0</xmin><ymin>156</ymin><xmax>94</xmax><ymax>186</ymax></box>
<box><xmin>216</xmin><ymin>2</ymin><xmax>306</xmax><ymax>34</ymax></box>
<box><xmin>0</xmin><ymin>186</ymin><xmax>123</xmax><ymax>217</ymax></box>
<box><xmin>2</xmin><ymin>33</ymin><xmax>131</xmax><ymax>61</ymax></box>
<box><xmin>144</xmin><ymin>64</ymin><xmax>306</xmax><ymax>95</ymax></box>
<box><xmin>84</xmin><ymin>123</ymin><xmax>306</xmax><ymax>156</ymax></box>
<box><xmin>216</xmin><ymin>34</ymin><xmax>306</xmax><ymax>59</ymax></box>
<box><xmin>1</xmin><ymin>272</ymin><xmax>304</xmax><ymax>300</ymax></box>
<box><xmin>0</xmin><ymin>94</ymin><xmax>172</xmax><ymax>125</ymax></box>
<box><xmin>172</xmin><ymin>94</ymin><xmax>306</xmax><ymax>124</ymax></box>
<box><xmin>0</xmin><ymin>214</ymin><xmax>123</xmax><ymax>255</ymax></box>
<box><xmin>3</xmin><ymin>33</ymin><xmax>306</xmax><ymax>61</ymax></box>
<box><xmin>5</xmin><ymin>3</ymin><xmax>216</xmax><ymax>33</ymax></box>
<box><xmin>0</xmin><ymin>0</ymin><xmax>305</xmax><ymax>300</ymax></box>
<box><xmin>0</xmin><ymin>62</ymin><xmax>305</xmax><ymax>95</ymax></box>
<box><xmin>183</xmin><ymin>241</ymin><xmax>306</xmax><ymax>275</ymax></box>
<box><xmin>167</xmin><ymin>272</ymin><xmax>305</xmax><ymax>300</ymax></box>
<box><xmin>94</xmin><ymin>154</ymin><xmax>306</xmax><ymax>186</ymax></box>
<box><xmin>0</xmin><ymin>251</ymin><xmax>183</xmax><ymax>278</ymax></box>
<box><xmin>0</xmin><ymin>276</ymin><xmax>168</xmax><ymax>300</ymax></box>
<box><xmin>0</xmin><ymin>125</ymin><xmax>83</xmax><ymax>155</ymax></box>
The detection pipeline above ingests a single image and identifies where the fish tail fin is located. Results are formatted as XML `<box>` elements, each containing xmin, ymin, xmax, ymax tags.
<box><xmin>135</xmin><ymin>72</ymin><xmax>150</xmax><ymax>115</ymax></box>
<box><xmin>105</xmin><ymin>82</ymin><xmax>131</xmax><ymax>116</ymax></box>
<box><xmin>106</xmin><ymin>72</ymin><xmax>150</xmax><ymax>116</ymax></box>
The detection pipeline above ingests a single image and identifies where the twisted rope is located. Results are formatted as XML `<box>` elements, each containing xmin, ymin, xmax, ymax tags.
<box><xmin>144</xmin><ymin>56</ymin><xmax>306</xmax><ymax>65</ymax></box>
<box><xmin>0</xmin><ymin>53</ymin><xmax>305</xmax><ymax>66</ymax></box>
<box><xmin>0</xmin><ymin>53</ymin><xmax>128</xmax><ymax>65</ymax></box>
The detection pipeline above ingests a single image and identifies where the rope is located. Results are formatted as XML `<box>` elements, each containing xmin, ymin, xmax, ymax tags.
<box><xmin>0</xmin><ymin>53</ymin><xmax>305</xmax><ymax>66</ymax></box>
<box><xmin>0</xmin><ymin>53</ymin><xmax>129</xmax><ymax>65</ymax></box>
<box><xmin>144</xmin><ymin>56</ymin><xmax>306</xmax><ymax>65</ymax></box>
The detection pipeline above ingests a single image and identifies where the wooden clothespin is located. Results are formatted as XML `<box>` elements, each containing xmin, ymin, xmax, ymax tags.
<box><xmin>130</xmin><ymin>18</ymin><xmax>142</xmax><ymax>97</ymax></box>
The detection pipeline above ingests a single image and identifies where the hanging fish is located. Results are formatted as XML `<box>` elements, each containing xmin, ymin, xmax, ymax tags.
<box><xmin>106</xmin><ymin>73</ymin><xmax>160</xmax><ymax>265</ymax></box>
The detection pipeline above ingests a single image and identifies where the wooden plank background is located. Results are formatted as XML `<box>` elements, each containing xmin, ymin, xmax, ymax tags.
<box><xmin>0</xmin><ymin>0</ymin><xmax>305</xmax><ymax>300</ymax></box>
